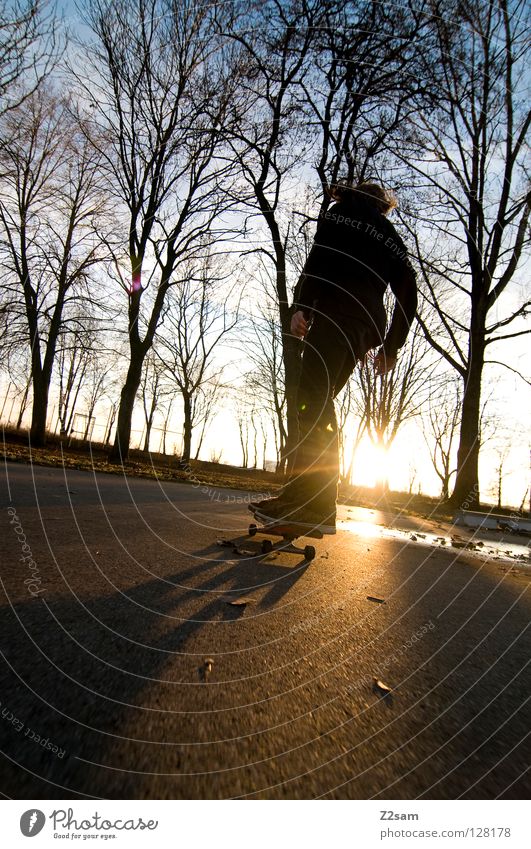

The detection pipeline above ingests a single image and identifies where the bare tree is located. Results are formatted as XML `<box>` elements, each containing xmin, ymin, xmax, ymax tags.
<box><xmin>491</xmin><ymin>443</ymin><xmax>511</xmax><ymax>510</ymax></box>
<box><xmin>75</xmin><ymin>0</ymin><xmax>239</xmax><ymax>462</ymax></box>
<box><xmin>55</xmin><ymin>323</ymin><xmax>97</xmax><ymax>436</ymax></box>
<box><xmin>155</xmin><ymin>264</ymin><xmax>239</xmax><ymax>463</ymax></box>
<box><xmin>0</xmin><ymin>90</ymin><xmax>109</xmax><ymax>444</ymax></box>
<box><xmin>14</xmin><ymin>373</ymin><xmax>32</xmax><ymax>429</ymax></box>
<box><xmin>160</xmin><ymin>397</ymin><xmax>175</xmax><ymax>456</ymax></box>
<box><xmin>335</xmin><ymin>379</ymin><xmax>366</xmax><ymax>485</ymax></box>
<box><xmin>258</xmin><ymin>417</ymin><xmax>269</xmax><ymax>471</ymax></box>
<box><xmin>103</xmin><ymin>401</ymin><xmax>118</xmax><ymax>447</ymax></box>
<box><xmin>193</xmin><ymin>379</ymin><xmax>222</xmax><ymax>461</ymax></box>
<box><xmin>140</xmin><ymin>350</ymin><xmax>169</xmax><ymax>453</ymax></box>
<box><xmin>81</xmin><ymin>349</ymin><xmax>118</xmax><ymax>441</ymax></box>
<box><xmin>221</xmin><ymin>0</ymin><xmax>430</xmax><ymax>471</ymax></box>
<box><xmin>422</xmin><ymin>376</ymin><xmax>461</xmax><ymax>500</ymax></box>
<box><xmin>399</xmin><ymin>0</ymin><xmax>530</xmax><ymax>507</ymax></box>
<box><xmin>243</xmin><ymin>279</ymin><xmax>289</xmax><ymax>468</ymax></box>
<box><xmin>218</xmin><ymin>0</ymin><xmax>322</xmax><ymax>470</ymax></box>
<box><xmin>302</xmin><ymin>0</ymin><xmax>430</xmax><ymax>215</ymax></box>
<box><xmin>407</xmin><ymin>461</ymin><xmax>418</xmax><ymax>495</ymax></box>
<box><xmin>0</xmin><ymin>346</ymin><xmax>33</xmax><ymax>429</ymax></box>
<box><xmin>351</xmin><ymin>323</ymin><xmax>434</xmax><ymax>491</ymax></box>
<box><xmin>231</xmin><ymin>380</ymin><xmax>272</xmax><ymax>469</ymax></box>
<box><xmin>236</xmin><ymin>399</ymin><xmax>250</xmax><ymax>469</ymax></box>
<box><xmin>0</xmin><ymin>0</ymin><xmax>57</xmax><ymax>119</ymax></box>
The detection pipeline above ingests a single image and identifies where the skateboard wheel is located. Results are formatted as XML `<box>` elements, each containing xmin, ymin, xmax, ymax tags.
<box><xmin>249</xmin><ymin>523</ymin><xmax>257</xmax><ymax>536</ymax></box>
<box><xmin>261</xmin><ymin>539</ymin><xmax>273</xmax><ymax>554</ymax></box>
<box><xmin>304</xmin><ymin>545</ymin><xmax>316</xmax><ymax>561</ymax></box>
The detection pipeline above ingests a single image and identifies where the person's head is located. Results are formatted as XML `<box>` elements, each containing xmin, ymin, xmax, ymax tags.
<box><xmin>327</xmin><ymin>180</ymin><xmax>397</xmax><ymax>216</ymax></box>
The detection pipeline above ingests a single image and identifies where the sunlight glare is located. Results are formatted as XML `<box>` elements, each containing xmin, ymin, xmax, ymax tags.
<box><xmin>351</xmin><ymin>439</ymin><xmax>389</xmax><ymax>488</ymax></box>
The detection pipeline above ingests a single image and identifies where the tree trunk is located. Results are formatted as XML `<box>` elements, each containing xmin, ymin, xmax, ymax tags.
<box><xmin>239</xmin><ymin>422</ymin><xmax>248</xmax><ymax>468</ymax></box>
<box><xmin>65</xmin><ymin>372</ymin><xmax>85</xmax><ymax>436</ymax></box>
<box><xmin>374</xmin><ymin>436</ymin><xmax>390</xmax><ymax>494</ymax></box>
<box><xmin>259</xmin><ymin>202</ymin><xmax>300</xmax><ymax>475</ymax></box>
<box><xmin>104</xmin><ymin>404</ymin><xmax>117</xmax><ymax>446</ymax></box>
<box><xmin>251</xmin><ymin>419</ymin><xmax>257</xmax><ymax>468</ymax></box>
<box><xmin>143</xmin><ymin>420</ymin><xmax>153</xmax><ymax>453</ymax></box>
<box><xmin>30</xmin><ymin>372</ymin><xmax>50</xmax><ymax>445</ymax></box>
<box><xmin>0</xmin><ymin>383</ymin><xmax>12</xmax><ymax>421</ymax></box>
<box><xmin>84</xmin><ymin>400</ymin><xmax>97</xmax><ymax>440</ymax></box>
<box><xmin>143</xmin><ymin>396</ymin><xmax>157</xmax><ymax>452</ymax></box>
<box><xmin>375</xmin><ymin>475</ymin><xmax>390</xmax><ymax>495</ymax></box>
<box><xmin>194</xmin><ymin>418</ymin><xmax>208</xmax><ymax>461</ymax></box>
<box><xmin>16</xmin><ymin>381</ymin><xmax>31</xmax><ymax>429</ymax></box>
<box><xmin>279</xmin><ymin>332</ymin><xmax>301</xmax><ymax>474</ymax></box>
<box><xmin>181</xmin><ymin>394</ymin><xmax>193</xmax><ymax>463</ymax></box>
<box><xmin>109</xmin><ymin>355</ymin><xmax>144</xmax><ymax>462</ymax></box>
<box><xmin>162</xmin><ymin>402</ymin><xmax>173</xmax><ymax>455</ymax></box>
<box><xmin>450</xmin><ymin>338</ymin><xmax>484</xmax><ymax>509</ymax></box>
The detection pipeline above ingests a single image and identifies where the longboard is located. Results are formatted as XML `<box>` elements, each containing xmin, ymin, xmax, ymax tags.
<box><xmin>248</xmin><ymin>519</ymin><xmax>323</xmax><ymax>560</ymax></box>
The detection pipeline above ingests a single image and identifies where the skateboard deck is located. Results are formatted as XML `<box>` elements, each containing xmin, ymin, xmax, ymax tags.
<box><xmin>248</xmin><ymin>519</ymin><xmax>323</xmax><ymax>560</ymax></box>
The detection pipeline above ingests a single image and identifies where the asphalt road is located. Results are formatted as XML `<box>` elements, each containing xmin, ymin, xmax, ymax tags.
<box><xmin>1</xmin><ymin>461</ymin><xmax>529</xmax><ymax>799</ymax></box>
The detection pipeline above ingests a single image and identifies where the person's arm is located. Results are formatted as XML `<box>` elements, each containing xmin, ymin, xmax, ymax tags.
<box><xmin>382</xmin><ymin>261</ymin><xmax>417</xmax><ymax>358</ymax></box>
<box><xmin>374</xmin><ymin>247</ymin><xmax>417</xmax><ymax>374</ymax></box>
<box><xmin>292</xmin><ymin>270</ymin><xmax>315</xmax><ymax>317</ymax></box>
<box><xmin>292</xmin><ymin>215</ymin><xmax>335</xmax><ymax>315</ymax></box>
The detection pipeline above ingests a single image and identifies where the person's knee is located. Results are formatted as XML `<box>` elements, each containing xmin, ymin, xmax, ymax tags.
<box><xmin>297</xmin><ymin>398</ymin><xmax>336</xmax><ymax>435</ymax></box>
<box><xmin>297</xmin><ymin>396</ymin><xmax>328</xmax><ymax>418</ymax></box>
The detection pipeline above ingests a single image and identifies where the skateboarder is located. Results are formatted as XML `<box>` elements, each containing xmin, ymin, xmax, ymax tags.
<box><xmin>251</xmin><ymin>181</ymin><xmax>418</xmax><ymax>533</ymax></box>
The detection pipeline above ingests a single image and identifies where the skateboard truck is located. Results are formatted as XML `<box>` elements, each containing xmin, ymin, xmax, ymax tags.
<box><xmin>248</xmin><ymin>521</ymin><xmax>322</xmax><ymax>561</ymax></box>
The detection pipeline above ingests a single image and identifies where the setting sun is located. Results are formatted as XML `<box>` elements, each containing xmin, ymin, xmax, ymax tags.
<box><xmin>347</xmin><ymin>438</ymin><xmax>390</xmax><ymax>489</ymax></box>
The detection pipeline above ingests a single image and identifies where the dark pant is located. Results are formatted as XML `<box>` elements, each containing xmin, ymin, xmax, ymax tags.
<box><xmin>283</xmin><ymin>313</ymin><xmax>373</xmax><ymax>514</ymax></box>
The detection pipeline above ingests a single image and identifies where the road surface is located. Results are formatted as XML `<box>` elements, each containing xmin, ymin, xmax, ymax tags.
<box><xmin>1</xmin><ymin>461</ymin><xmax>529</xmax><ymax>799</ymax></box>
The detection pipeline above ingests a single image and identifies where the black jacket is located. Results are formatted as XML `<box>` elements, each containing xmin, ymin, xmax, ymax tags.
<box><xmin>293</xmin><ymin>198</ymin><xmax>417</xmax><ymax>357</ymax></box>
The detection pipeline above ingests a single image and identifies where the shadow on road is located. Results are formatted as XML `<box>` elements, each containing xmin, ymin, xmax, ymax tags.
<box><xmin>0</xmin><ymin>538</ymin><xmax>312</xmax><ymax>799</ymax></box>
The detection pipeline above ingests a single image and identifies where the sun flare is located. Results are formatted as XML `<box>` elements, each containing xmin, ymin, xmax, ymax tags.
<box><xmin>348</xmin><ymin>439</ymin><xmax>389</xmax><ymax>488</ymax></box>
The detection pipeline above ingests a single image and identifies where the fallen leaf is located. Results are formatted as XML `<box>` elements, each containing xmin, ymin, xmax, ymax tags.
<box><xmin>199</xmin><ymin>657</ymin><xmax>214</xmax><ymax>682</ymax></box>
<box><xmin>410</xmin><ymin>534</ymin><xmax>417</xmax><ymax>541</ymax></box>
<box><xmin>367</xmin><ymin>596</ymin><xmax>385</xmax><ymax>604</ymax></box>
<box><xmin>225</xmin><ymin>596</ymin><xmax>255</xmax><ymax>606</ymax></box>
<box><xmin>373</xmin><ymin>677</ymin><xmax>393</xmax><ymax>696</ymax></box>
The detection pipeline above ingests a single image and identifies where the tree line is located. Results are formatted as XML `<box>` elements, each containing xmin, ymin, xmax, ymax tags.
<box><xmin>0</xmin><ymin>0</ymin><xmax>529</xmax><ymax>508</ymax></box>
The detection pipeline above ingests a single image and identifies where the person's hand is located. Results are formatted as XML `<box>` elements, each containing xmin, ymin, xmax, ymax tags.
<box><xmin>291</xmin><ymin>310</ymin><xmax>309</xmax><ymax>339</ymax></box>
<box><xmin>373</xmin><ymin>349</ymin><xmax>397</xmax><ymax>375</ymax></box>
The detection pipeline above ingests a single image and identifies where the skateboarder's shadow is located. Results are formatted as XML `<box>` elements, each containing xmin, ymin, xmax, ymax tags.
<box><xmin>187</xmin><ymin>537</ymin><xmax>311</xmax><ymax>608</ymax></box>
<box><xmin>0</xmin><ymin>546</ymin><xmax>309</xmax><ymax>798</ymax></box>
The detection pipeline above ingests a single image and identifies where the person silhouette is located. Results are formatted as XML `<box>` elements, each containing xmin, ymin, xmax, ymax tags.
<box><xmin>251</xmin><ymin>181</ymin><xmax>418</xmax><ymax>533</ymax></box>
